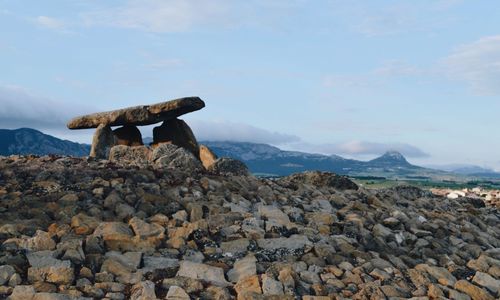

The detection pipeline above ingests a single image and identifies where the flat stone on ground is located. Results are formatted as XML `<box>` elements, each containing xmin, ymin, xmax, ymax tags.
<box><xmin>176</xmin><ymin>261</ymin><xmax>232</xmax><ymax>287</ymax></box>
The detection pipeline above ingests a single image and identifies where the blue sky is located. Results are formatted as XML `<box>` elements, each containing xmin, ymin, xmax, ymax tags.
<box><xmin>1</xmin><ymin>0</ymin><xmax>499</xmax><ymax>169</ymax></box>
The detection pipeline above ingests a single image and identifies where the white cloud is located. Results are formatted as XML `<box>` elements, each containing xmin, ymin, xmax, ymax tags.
<box><xmin>83</xmin><ymin>0</ymin><xmax>231</xmax><ymax>33</ymax></box>
<box><xmin>0</xmin><ymin>85</ymin><xmax>95</xmax><ymax>130</ymax></box>
<box><xmin>442</xmin><ymin>35</ymin><xmax>500</xmax><ymax>95</ymax></box>
<box><xmin>82</xmin><ymin>0</ymin><xmax>303</xmax><ymax>33</ymax></box>
<box><xmin>144</xmin><ymin>58</ymin><xmax>184</xmax><ymax>69</ymax></box>
<box><xmin>35</xmin><ymin>16</ymin><xmax>66</xmax><ymax>30</ymax></box>
<box><xmin>329</xmin><ymin>0</ymin><xmax>461</xmax><ymax>37</ymax></box>
<box><xmin>322</xmin><ymin>60</ymin><xmax>424</xmax><ymax>89</ymax></box>
<box><xmin>188</xmin><ymin>119</ymin><xmax>301</xmax><ymax>145</ymax></box>
<box><xmin>373</xmin><ymin>60</ymin><xmax>423</xmax><ymax>77</ymax></box>
<box><xmin>289</xmin><ymin>140</ymin><xmax>429</xmax><ymax>158</ymax></box>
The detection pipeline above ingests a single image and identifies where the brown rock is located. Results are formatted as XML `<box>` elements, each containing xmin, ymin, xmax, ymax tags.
<box><xmin>27</xmin><ymin>251</ymin><xmax>74</xmax><ymax>285</ymax></box>
<box><xmin>93</xmin><ymin>222</ymin><xmax>134</xmax><ymax>251</ymax></box>
<box><xmin>428</xmin><ymin>283</ymin><xmax>444</xmax><ymax>299</ymax></box>
<box><xmin>234</xmin><ymin>275</ymin><xmax>261</xmax><ymax>300</ymax></box>
<box><xmin>90</xmin><ymin>124</ymin><xmax>115</xmax><ymax>159</ymax></box>
<box><xmin>71</xmin><ymin>213</ymin><xmax>100</xmax><ymax>235</ymax></box>
<box><xmin>152</xmin><ymin>118</ymin><xmax>199</xmax><ymax>157</ymax></box>
<box><xmin>67</xmin><ymin>97</ymin><xmax>205</xmax><ymax>129</ymax></box>
<box><xmin>454</xmin><ymin>279</ymin><xmax>494</xmax><ymax>300</ymax></box>
<box><xmin>113</xmin><ymin>125</ymin><xmax>143</xmax><ymax>146</ymax></box>
<box><xmin>199</xmin><ymin>144</ymin><xmax>218</xmax><ymax>169</ymax></box>
<box><xmin>415</xmin><ymin>264</ymin><xmax>457</xmax><ymax>287</ymax></box>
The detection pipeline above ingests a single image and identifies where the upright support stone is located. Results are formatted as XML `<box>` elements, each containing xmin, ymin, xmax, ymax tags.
<box><xmin>153</xmin><ymin>119</ymin><xmax>199</xmax><ymax>158</ymax></box>
<box><xmin>113</xmin><ymin>125</ymin><xmax>143</xmax><ymax>146</ymax></box>
<box><xmin>199</xmin><ymin>145</ymin><xmax>218</xmax><ymax>169</ymax></box>
<box><xmin>90</xmin><ymin>124</ymin><xmax>115</xmax><ymax>159</ymax></box>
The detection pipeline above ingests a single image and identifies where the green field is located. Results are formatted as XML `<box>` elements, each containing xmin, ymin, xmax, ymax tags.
<box><xmin>352</xmin><ymin>176</ymin><xmax>500</xmax><ymax>190</ymax></box>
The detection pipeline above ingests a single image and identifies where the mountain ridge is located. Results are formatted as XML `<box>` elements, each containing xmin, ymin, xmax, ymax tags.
<box><xmin>2</xmin><ymin>128</ymin><xmax>499</xmax><ymax>180</ymax></box>
<box><xmin>0</xmin><ymin>128</ymin><xmax>90</xmax><ymax>157</ymax></box>
<box><xmin>201</xmin><ymin>140</ymin><xmax>428</xmax><ymax>178</ymax></box>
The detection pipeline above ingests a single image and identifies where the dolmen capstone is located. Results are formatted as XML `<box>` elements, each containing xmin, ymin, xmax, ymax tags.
<box><xmin>67</xmin><ymin>97</ymin><xmax>249</xmax><ymax>175</ymax></box>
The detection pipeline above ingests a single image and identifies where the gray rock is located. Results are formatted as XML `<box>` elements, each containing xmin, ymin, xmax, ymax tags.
<box><xmin>141</xmin><ymin>256</ymin><xmax>179</xmax><ymax>273</ymax></box>
<box><xmin>415</xmin><ymin>264</ymin><xmax>457</xmax><ymax>287</ymax></box>
<box><xmin>166</xmin><ymin>286</ymin><xmax>190</xmax><ymax>300</ymax></box>
<box><xmin>220</xmin><ymin>239</ymin><xmax>250</xmax><ymax>255</ymax></box>
<box><xmin>153</xmin><ymin>144</ymin><xmax>203</xmax><ymax>172</ymax></box>
<box><xmin>257</xmin><ymin>235</ymin><xmax>312</xmax><ymax>251</ymax></box>
<box><xmin>472</xmin><ymin>271</ymin><xmax>499</xmax><ymax>295</ymax></box>
<box><xmin>90</xmin><ymin>124</ymin><xmax>115</xmax><ymax>159</ymax></box>
<box><xmin>278</xmin><ymin>171</ymin><xmax>358</xmax><ymax>190</ymax></box>
<box><xmin>372</xmin><ymin>224</ymin><xmax>392</xmax><ymax>239</ymax></box>
<box><xmin>0</xmin><ymin>265</ymin><xmax>15</xmax><ymax>285</ymax></box>
<box><xmin>258</xmin><ymin>205</ymin><xmax>291</xmax><ymax>228</ymax></box>
<box><xmin>26</xmin><ymin>251</ymin><xmax>74</xmax><ymax>285</ymax></box>
<box><xmin>176</xmin><ymin>261</ymin><xmax>232</xmax><ymax>287</ymax></box>
<box><xmin>261</xmin><ymin>274</ymin><xmax>284</xmax><ymax>295</ymax></box>
<box><xmin>152</xmin><ymin>118</ymin><xmax>200</xmax><ymax>157</ymax></box>
<box><xmin>207</xmin><ymin>158</ymin><xmax>249</xmax><ymax>176</ymax></box>
<box><xmin>130</xmin><ymin>280</ymin><xmax>157</xmax><ymax>300</ymax></box>
<box><xmin>9</xmin><ymin>285</ymin><xmax>36</xmax><ymax>300</ymax></box>
<box><xmin>8</xmin><ymin>273</ymin><xmax>22</xmax><ymax>287</ymax></box>
<box><xmin>109</xmin><ymin>145</ymin><xmax>151</xmax><ymax>165</ymax></box>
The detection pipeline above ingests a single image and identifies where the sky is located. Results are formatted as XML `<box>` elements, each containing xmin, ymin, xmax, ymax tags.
<box><xmin>1</xmin><ymin>0</ymin><xmax>499</xmax><ymax>169</ymax></box>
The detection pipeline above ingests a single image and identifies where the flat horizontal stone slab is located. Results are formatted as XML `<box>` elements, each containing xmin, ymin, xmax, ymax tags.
<box><xmin>67</xmin><ymin>97</ymin><xmax>205</xmax><ymax>129</ymax></box>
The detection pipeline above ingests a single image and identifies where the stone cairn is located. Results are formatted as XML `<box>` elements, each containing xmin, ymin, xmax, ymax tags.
<box><xmin>67</xmin><ymin>97</ymin><xmax>222</xmax><ymax>171</ymax></box>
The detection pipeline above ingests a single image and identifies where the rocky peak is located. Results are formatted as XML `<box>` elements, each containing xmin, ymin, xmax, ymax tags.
<box><xmin>369</xmin><ymin>150</ymin><xmax>411</xmax><ymax>167</ymax></box>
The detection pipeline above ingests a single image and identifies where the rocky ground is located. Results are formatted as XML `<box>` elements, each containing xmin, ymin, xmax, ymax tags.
<box><xmin>0</xmin><ymin>155</ymin><xmax>499</xmax><ymax>300</ymax></box>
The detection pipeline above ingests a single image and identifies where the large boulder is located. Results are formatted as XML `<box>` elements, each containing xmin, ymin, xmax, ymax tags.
<box><xmin>90</xmin><ymin>124</ymin><xmax>115</xmax><ymax>159</ymax></box>
<box><xmin>152</xmin><ymin>118</ymin><xmax>199</xmax><ymax>157</ymax></box>
<box><xmin>151</xmin><ymin>143</ymin><xmax>203</xmax><ymax>173</ymax></box>
<box><xmin>109</xmin><ymin>145</ymin><xmax>151</xmax><ymax>166</ymax></box>
<box><xmin>113</xmin><ymin>125</ymin><xmax>143</xmax><ymax>146</ymax></box>
<box><xmin>207</xmin><ymin>158</ymin><xmax>249</xmax><ymax>176</ymax></box>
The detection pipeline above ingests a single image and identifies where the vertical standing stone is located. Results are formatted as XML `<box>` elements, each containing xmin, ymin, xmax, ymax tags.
<box><xmin>199</xmin><ymin>145</ymin><xmax>218</xmax><ymax>169</ymax></box>
<box><xmin>113</xmin><ymin>125</ymin><xmax>143</xmax><ymax>146</ymax></box>
<box><xmin>152</xmin><ymin>119</ymin><xmax>200</xmax><ymax>158</ymax></box>
<box><xmin>90</xmin><ymin>124</ymin><xmax>115</xmax><ymax>159</ymax></box>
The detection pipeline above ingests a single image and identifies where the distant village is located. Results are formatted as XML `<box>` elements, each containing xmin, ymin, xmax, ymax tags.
<box><xmin>431</xmin><ymin>187</ymin><xmax>500</xmax><ymax>208</ymax></box>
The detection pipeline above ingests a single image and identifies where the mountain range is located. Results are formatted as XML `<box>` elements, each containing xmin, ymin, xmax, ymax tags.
<box><xmin>1</xmin><ymin>128</ymin><xmax>499</xmax><ymax>181</ymax></box>
<box><xmin>202</xmin><ymin>141</ymin><xmax>433</xmax><ymax>178</ymax></box>
<box><xmin>0</xmin><ymin>128</ymin><xmax>90</xmax><ymax>157</ymax></box>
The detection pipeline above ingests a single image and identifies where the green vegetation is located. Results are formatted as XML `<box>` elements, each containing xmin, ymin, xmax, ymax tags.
<box><xmin>352</xmin><ymin>176</ymin><xmax>500</xmax><ymax>190</ymax></box>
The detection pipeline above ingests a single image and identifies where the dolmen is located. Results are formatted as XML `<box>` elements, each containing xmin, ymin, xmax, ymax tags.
<box><xmin>67</xmin><ymin>97</ymin><xmax>248</xmax><ymax>175</ymax></box>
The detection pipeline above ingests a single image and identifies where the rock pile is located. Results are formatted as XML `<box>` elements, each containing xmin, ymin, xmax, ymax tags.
<box><xmin>0</xmin><ymin>155</ymin><xmax>499</xmax><ymax>299</ymax></box>
<box><xmin>67</xmin><ymin>97</ymin><xmax>228</xmax><ymax>173</ymax></box>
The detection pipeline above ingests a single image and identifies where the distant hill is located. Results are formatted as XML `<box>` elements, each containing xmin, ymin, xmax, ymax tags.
<box><xmin>201</xmin><ymin>141</ymin><xmax>439</xmax><ymax>178</ymax></box>
<box><xmin>0</xmin><ymin>128</ymin><xmax>90</xmax><ymax>157</ymax></box>
<box><xmin>367</xmin><ymin>151</ymin><xmax>414</xmax><ymax>168</ymax></box>
<box><xmin>2</xmin><ymin>129</ymin><xmax>498</xmax><ymax>181</ymax></box>
<box><xmin>426</xmin><ymin>163</ymin><xmax>496</xmax><ymax>175</ymax></box>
